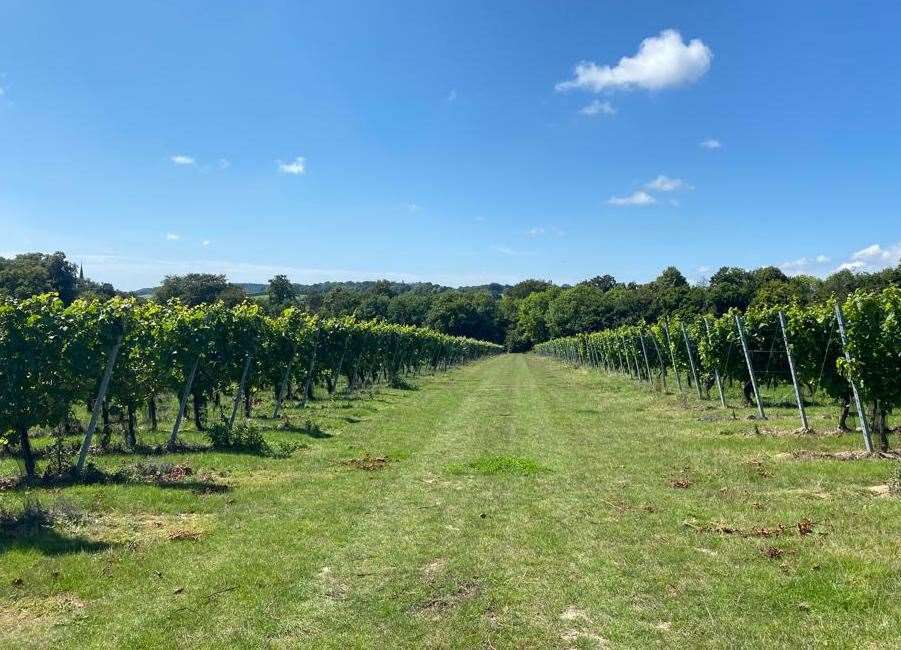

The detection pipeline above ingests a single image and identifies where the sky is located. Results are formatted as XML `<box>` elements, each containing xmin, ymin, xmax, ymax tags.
<box><xmin>1</xmin><ymin>1</ymin><xmax>899</xmax><ymax>290</ymax></box>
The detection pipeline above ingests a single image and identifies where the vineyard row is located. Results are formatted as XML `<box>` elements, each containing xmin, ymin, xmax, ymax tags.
<box><xmin>0</xmin><ymin>294</ymin><xmax>503</xmax><ymax>479</ymax></box>
<box><xmin>535</xmin><ymin>287</ymin><xmax>900</xmax><ymax>452</ymax></box>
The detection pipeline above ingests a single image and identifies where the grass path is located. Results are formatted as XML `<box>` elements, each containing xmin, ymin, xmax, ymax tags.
<box><xmin>2</xmin><ymin>355</ymin><xmax>899</xmax><ymax>648</ymax></box>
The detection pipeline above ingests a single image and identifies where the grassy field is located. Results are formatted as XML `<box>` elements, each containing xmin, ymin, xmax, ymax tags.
<box><xmin>1</xmin><ymin>354</ymin><xmax>899</xmax><ymax>648</ymax></box>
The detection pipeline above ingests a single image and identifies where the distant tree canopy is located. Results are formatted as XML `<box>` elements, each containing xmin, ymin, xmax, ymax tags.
<box><xmin>155</xmin><ymin>274</ymin><xmax>247</xmax><ymax>307</ymax></box>
<box><xmin>3</xmin><ymin>251</ymin><xmax>898</xmax><ymax>350</ymax></box>
<box><xmin>267</xmin><ymin>274</ymin><xmax>297</xmax><ymax>310</ymax></box>
<box><xmin>0</xmin><ymin>252</ymin><xmax>80</xmax><ymax>304</ymax></box>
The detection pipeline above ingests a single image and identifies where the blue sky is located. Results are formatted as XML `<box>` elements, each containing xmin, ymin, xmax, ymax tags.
<box><xmin>1</xmin><ymin>1</ymin><xmax>899</xmax><ymax>290</ymax></box>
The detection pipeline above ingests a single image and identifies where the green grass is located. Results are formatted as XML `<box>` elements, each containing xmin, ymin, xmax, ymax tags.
<box><xmin>1</xmin><ymin>355</ymin><xmax>898</xmax><ymax>648</ymax></box>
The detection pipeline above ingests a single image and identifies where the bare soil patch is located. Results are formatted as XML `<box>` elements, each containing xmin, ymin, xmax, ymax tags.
<box><xmin>341</xmin><ymin>455</ymin><xmax>390</xmax><ymax>471</ymax></box>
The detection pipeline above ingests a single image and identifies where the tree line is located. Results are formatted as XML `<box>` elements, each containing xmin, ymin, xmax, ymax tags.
<box><xmin>1</xmin><ymin>251</ymin><xmax>898</xmax><ymax>350</ymax></box>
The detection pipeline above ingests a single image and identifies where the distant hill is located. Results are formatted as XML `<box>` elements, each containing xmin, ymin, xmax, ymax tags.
<box><xmin>134</xmin><ymin>280</ymin><xmax>510</xmax><ymax>298</ymax></box>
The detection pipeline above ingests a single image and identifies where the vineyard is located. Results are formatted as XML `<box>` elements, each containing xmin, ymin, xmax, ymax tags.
<box><xmin>0</xmin><ymin>294</ymin><xmax>502</xmax><ymax>481</ymax></box>
<box><xmin>536</xmin><ymin>287</ymin><xmax>901</xmax><ymax>452</ymax></box>
<box><xmin>0</xmin><ymin>292</ymin><xmax>899</xmax><ymax>646</ymax></box>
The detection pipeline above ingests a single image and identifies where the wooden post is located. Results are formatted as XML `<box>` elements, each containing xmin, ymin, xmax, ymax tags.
<box><xmin>169</xmin><ymin>356</ymin><xmax>200</xmax><ymax>446</ymax></box>
<box><xmin>639</xmin><ymin>334</ymin><xmax>652</xmax><ymax>385</ymax></box>
<box><xmin>777</xmin><ymin>311</ymin><xmax>809</xmax><ymax>431</ymax></box>
<box><xmin>834</xmin><ymin>303</ymin><xmax>873</xmax><ymax>452</ymax></box>
<box><xmin>703</xmin><ymin>318</ymin><xmax>726</xmax><ymax>407</ymax></box>
<box><xmin>272</xmin><ymin>354</ymin><xmax>294</xmax><ymax>418</ymax></box>
<box><xmin>299</xmin><ymin>336</ymin><xmax>319</xmax><ymax>408</ymax></box>
<box><xmin>619</xmin><ymin>338</ymin><xmax>632</xmax><ymax>377</ymax></box>
<box><xmin>627</xmin><ymin>337</ymin><xmax>642</xmax><ymax>380</ymax></box>
<box><xmin>735</xmin><ymin>314</ymin><xmax>766</xmax><ymax>419</ymax></box>
<box><xmin>75</xmin><ymin>335</ymin><xmax>122</xmax><ymax>476</ymax></box>
<box><xmin>681</xmin><ymin>324</ymin><xmax>703</xmax><ymax>400</ymax></box>
<box><xmin>228</xmin><ymin>355</ymin><xmax>252</xmax><ymax>430</ymax></box>
<box><xmin>649</xmin><ymin>333</ymin><xmax>667</xmax><ymax>391</ymax></box>
<box><xmin>662</xmin><ymin>321</ymin><xmax>682</xmax><ymax>392</ymax></box>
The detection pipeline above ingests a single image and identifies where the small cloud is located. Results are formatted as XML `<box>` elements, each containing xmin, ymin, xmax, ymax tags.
<box><xmin>836</xmin><ymin>261</ymin><xmax>867</xmax><ymax>272</ymax></box>
<box><xmin>780</xmin><ymin>257</ymin><xmax>810</xmax><ymax>273</ymax></box>
<box><xmin>447</xmin><ymin>89</ymin><xmax>457</xmax><ymax>102</ymax></box>
<box><xmin>815</xmin><ymin>254</ymin><xmax>830</xmax><ymax>263</ymax></box>
<box><xmin>852</xmin><ymin>244</ymin><xmax>885</xmax><ymax>260</ymax></box>
<box><xmin>278</xmin><ymin>156</ymin><xmax>306</xmax><ymax>175</ymax></box>
<box><xmin>171</xmin><ymin>155</ymin><xmax>196</xmax><ymax>166</ymax></box>
<box><xmin>492</xmin><ymin>245</ymin><xmax>516</xmax><ymax>256</ymax></box>
<box><xmin>608</xmin><ymin>190</ymin><xmax>656</xmax><ymax>206</ymax></box>
<box><xmin>526</xmin><ymin>227</ymin><xmax>546</xmax><ymax>237</ymax></box>
<box><xmin>645</xmin><ymin>174</ymin><xmax>690</xmax><ymax>192</ymax></box>
<box><xmin>579</xmin><ymin>100</ymin><xmax>616</xmax><ymax>116</ymax></box>
<box><xmin>165</xmin><ymin>233</ymin><xmax>181</xmax><ymax>241</ymax></box>
<box><xmin>404</xmin><ymin>203</ymin><xmax>421</xmax><ymax>213</ymax></box>
<box><xmin>218</xmin><ymin>158</ymin><xmax>230</xmax><ymax>169</ymax></box>
<box><xmin>700</xmin><ymin>138</ymin><xmax>721</xmax><ymax>149</ymax></box>
<box><xmin>474</xmin><ymin>216</ymin><xmax>486</xmax><ymax>222</ymax></box>
<box><xmin>201</xmin><ymin>240</ymin><xmax>211</xmax><ymax>247</ymax></box>
<box><xmin>556</xmin><ymin>29</ymin><xmax>712</xmax><ymax>93</ymax></box>
<box><xmin>832</xmin><ymin>241</ymin><xmax>901</xmax><ymax>273</ymax></box>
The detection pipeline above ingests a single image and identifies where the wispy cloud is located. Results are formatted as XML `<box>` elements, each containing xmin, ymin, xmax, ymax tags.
<box><xmin>170</xmin><ymin>155</ymin><xmax>196</xmax><ymax>166</ymax></box>
<box><xmin>579</xmin><ymin>100</ymin><xmax>616</xmax><ymax>116</ymax></box>
<box><xmin>404</xmin><ymin>203</ymin><xmax>421</xmax><ymax>213</ymax></box>
<box><xmin>700</xmin><ymin>138</ymin><xmax>721</xmax><ymax>149</ymax></box>
<box><xmin>165</xmin><ymin>233</ymin><xmax>181</xmax><ymax>241</ymax></box>
<box><xmin>556</xmin><ymin>29</ymin><xmax>712</xmax><ymax>93</ymax></box>
<box><xmin>201</xmin><ymin>240</ymin><xmax>211</xmax><ymax>247</ymax></box>
<box><xmin>526</xmin><ymin>226</ymin><xmax>565</xmax><ymax>238</ymax></box>
<box><xmin>645</xmin><ymin>174</ymin><xmax>690</xmax><ymax>192</ymax></box>
<box><xmin>447</xmin><ymin>89</ymin><xmax>457</xmax><ymax>102</ymax></box>
<box><xmin>608</xmin><ymin>190</ymin><xmax>656</xmax><ymax>206</ymax></box>
<box><xmin>277</xmin><ymin>156</ymin><xmax>306</xmax><ymax>175</ymax></box>
<box><xmin>217</xmin><ymin>158</ymin><xmax>230</xmax><ymax>169</ymax></box>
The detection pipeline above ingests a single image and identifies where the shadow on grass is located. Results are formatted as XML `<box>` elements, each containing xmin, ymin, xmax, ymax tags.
<box><xmin>0</xmin><ymin>527</ymin><xmax>112</xmax><ymax>556</ymax></box>
<box><xmin>1</xmin><ymin>463</ymin><xmax>231</xmax><ymax>495</ymax></box>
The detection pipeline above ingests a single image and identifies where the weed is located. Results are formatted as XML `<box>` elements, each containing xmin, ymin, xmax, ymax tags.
<box><xmin>448</xmin><ymin>455</ymin><xmax>548</xmax><ymax>476</ymax></box>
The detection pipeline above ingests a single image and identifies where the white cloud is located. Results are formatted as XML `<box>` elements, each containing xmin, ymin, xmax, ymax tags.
<box><xmin>404</xmin><ymin>203</ymin><xmax>421</xmax><ymax>213</ymax></box>
<box><xmin>218</xmin><ymin>158</ymin><xmax>230</xmax><ymax>169</ymax></box>
<box><xmin>700</xmin><ymin>138</ymin><xmax>721</xmax><ymax>149</ymax></box>
<box><xmin>201</xmin><ymin>240</ymin><xmax>211</xmax><ymax>247</ymax></box>
<box><xmin>493</xmin><ymin>245</ymin><xmax>516</xmax><ymax>255</ymax></box>
<box><xmin>779</xmin><ymin>254</ymin><xmax>834</xmax><ymax>275</ymax></box>
<box><xmin>556</xmin><ymin>29</ymin><xmax>712</xmax><ymax>93</ymax></box>
<box><xmin>526</xmin><ymin>227</ymin><xmax>546</xmax><ymax>237</ymax></box>
<box><xmin>277</xmin><ymin>156</ymin><xmax>306</xmax><ymax>175</ymax></box>
<box><xmin>447</xmin><ymin>89</ymin><xmax>457</xmax><ymax>102</ymax></box>
<box><xmin>645</xmin><ymin>174</ymin><xmax>690</xmax><ymax>192</ymax></box>
<box><xmin>608</xmin><ymin>190</ymin><xmax>656</xmax><ymax>206</ymax></box>
<box><xmin>579</xmin><ymin>100</ymin><xmax>616</xmax><ymax>116</ymax></box>
<box><xmin>833</xmin><ymin>242</ymin><xmax>901</xmax><ymax>272</ymax></box>
<box><xmin>171</xmin><ymin>155</ymin><xmax>195</xmax><ymax>166</ymax></box>
<box><xmin>165</xmin><ymin>233</ymin><xmax>181</xmax><ymax>241</ymax></box>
